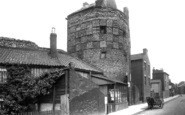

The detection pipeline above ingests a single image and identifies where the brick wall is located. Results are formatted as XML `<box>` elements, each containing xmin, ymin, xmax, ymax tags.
<box><xmin>131</xmin><ymin>58</ymin><xmax>151</xmax><ymax>102</ymax></box>
<box><xmin>69</xmin><ymin>70</ymin><xmax>98</xmax><ymax>99</ymax></box>
<box><xmin>67</xmin><ymin>6</ymin><xmax>130</xmax><ymax>82</ymax></box>
<box><xmin>70</xmin><ymin>88</ymin><xmax>105</xmax><ymax>115</ymax></box>
<box><xmin>131</xmin><ymin>59</ymin><xmax>143</xmax><ymax>101</ymax></box>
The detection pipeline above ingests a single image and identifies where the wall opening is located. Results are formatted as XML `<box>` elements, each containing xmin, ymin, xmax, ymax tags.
<box><xmin>100</xmin><ymin>51</ymin><xmax>107</xmax><ymax>59</ymax></box>
<box><xmin>100</xmin><ymin>26</ymin><xmax>107</xmax><ymax>34</ymax></box>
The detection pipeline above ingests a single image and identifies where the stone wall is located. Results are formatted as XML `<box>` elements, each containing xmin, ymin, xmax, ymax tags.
<box><xmin>0</xmin><ymin>37</ymin><xmax>39</xmax><ymax>49</ymax></box>
<box><xmin>69</xmin><ymin>70</ymin><xmax>98</xmax><ymax>99</ymax></box>
<box><xmin>67</xmin><ymin>6</ymin><xmax>130</xmax><ymax>82</ymax></box>
<box><xmin>69</xmin><ymin>69</ymin><xmax>105</xmax><ymax>115</ymax></box>
<box><xmin>70</xmin><ymin>88</ymin><xmax>105</xmax><ymax>115</ymax></box>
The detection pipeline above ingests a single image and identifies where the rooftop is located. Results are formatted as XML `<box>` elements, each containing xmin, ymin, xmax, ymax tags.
<box><xmin>0</xmin><ymin>37</ymin><xmax>102</xmax><ymax>73</ymax></box>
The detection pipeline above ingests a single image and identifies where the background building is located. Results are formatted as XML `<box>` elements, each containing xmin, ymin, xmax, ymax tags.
<box><xmin>150</xmin><ymin>80</ymin><xmax>162</xmax><ymax>98</ymax></box>
<box><xmin>131</xmin><ymin>48</ymin><xmax>151</xmax><ymax>103</ymax></box>
<box><xmin>153</xmin><ymin>69</ymin><xmax>170</xmax><ymax>98</ymax></box>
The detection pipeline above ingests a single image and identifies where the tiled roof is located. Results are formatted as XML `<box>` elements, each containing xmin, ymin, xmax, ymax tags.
<box><xmin>0</xmin><ymin>46</ymin><xmax>102</xmax><ymax>73</ymax></box>
<box><xmin>57</xmin><ymin>51</ymin><xmax>102</xmax><ymax>72</ymax></box>
<box><xmin>0</xmin><ymin>46</ymin><xmax>61</xmax><ymax>66</ymax></box>
<box><xmin>131</xmin><ymin>53</ymin><xmax>143</xmax><ymax>60</ymax></box>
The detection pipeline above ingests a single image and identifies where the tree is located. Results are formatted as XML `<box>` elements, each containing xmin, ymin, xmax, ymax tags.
<box><xmin>0</xmin><ymin>65</ymin><xmax>64</xmax><ymax>115</ymax></box>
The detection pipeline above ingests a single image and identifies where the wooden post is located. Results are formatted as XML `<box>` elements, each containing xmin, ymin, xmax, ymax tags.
<box><xmin>65</xmin><ymin>70</ymin><xmax>68</xmax><ymax>95</ymax></box>
<box><xmin>114</xmin><ymin>83</ymin><xmax>116</xmax><ymax>112</ymax></box>
<box><xmin>62</xmin><ymin>69</ymin><xmax>69</xmax><ymax>115</ymax></box>
<box><xmin>52</xmin><ymin>84</ymin><xmax>56</xmax><ymax>114</ymax></box>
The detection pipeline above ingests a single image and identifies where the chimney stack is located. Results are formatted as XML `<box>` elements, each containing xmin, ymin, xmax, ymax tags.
<box><xmin>143</xmin><ymin>48</ymin><xmax>148</xmax><ymax>55</ymax></box>
<box><xmin>50</xmin><ymin>27</ymin><xmax>57</xmax><ymax>58</ymax></box>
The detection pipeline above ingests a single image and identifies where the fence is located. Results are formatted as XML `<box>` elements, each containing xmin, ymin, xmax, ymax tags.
<box><xmin>17</xmin><ymin>110</ymin><xmax>61</xmax><ymax>115</ymax></box>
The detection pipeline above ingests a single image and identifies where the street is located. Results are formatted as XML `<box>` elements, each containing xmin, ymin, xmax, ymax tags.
<box><xmin>135</xmin><ymin>95</ymin><xmax>185</xmax><ymax>115</ymax></box>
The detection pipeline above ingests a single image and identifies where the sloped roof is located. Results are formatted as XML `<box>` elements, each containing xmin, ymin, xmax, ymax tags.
<box><xmin>0</xmin><ymin>47</ymin><xmax>60</xmax><ymax>66</ymax></box>
<box><xmin>0</xmin><ymin>46</ymin><xmax>102</xmax><ymax>73</ymax></box>
<box><xmin>57</xmin><ymin>51</ymin><xmax>102</xmax><ymax>72</ymax></box>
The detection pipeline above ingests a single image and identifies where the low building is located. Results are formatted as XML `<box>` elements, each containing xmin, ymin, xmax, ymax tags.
<box><xmin>153</xmin><ymin>69</ymin><xmax>170</xmax><ymax>98</ymax></box>
<box><xmin>0</xmin><ymin>31</ymin><xmax>126</xmax><ymax>115</ymax></box>
<box><xmin>131</xmin><ymin>48</ymin><xmax>151</xmax><ymax>103</ymax></box>
<box><xmin>150</xmin><ymin>80</ymin><xmax>162</xmax><ymax>98</ymax></box>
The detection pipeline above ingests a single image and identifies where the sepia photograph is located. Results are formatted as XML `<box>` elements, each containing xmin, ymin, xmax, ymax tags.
<box><xmin>0</xmin><ymin>0</ymin><xmax>184</xmax><ymax>115</ymax></box>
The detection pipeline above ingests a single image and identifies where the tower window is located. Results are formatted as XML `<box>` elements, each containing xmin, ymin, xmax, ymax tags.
<box><xmin>100</xmin><ymin>26</ymin><xmax>107</xmax><ymax>34</ymax></box>
<box><xmin>100</xmin><ymin>51</ymin><xmax>107</xmax><ymax>59</ymax></box>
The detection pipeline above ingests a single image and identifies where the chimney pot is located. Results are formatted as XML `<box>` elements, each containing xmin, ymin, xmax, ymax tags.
<box><xmin>50</xmin><ymin>27</ymin><xmax>57</xmax><ymax>58</ymax></box>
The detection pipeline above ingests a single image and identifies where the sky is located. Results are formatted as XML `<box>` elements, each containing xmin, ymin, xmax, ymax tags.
<box><xmin>0</xmin><ymin>0</ymin><xmax>184</xmax><ymax>83</ymax></box>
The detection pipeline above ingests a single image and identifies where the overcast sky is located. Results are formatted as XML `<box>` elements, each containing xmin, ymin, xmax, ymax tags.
<box><xmin>0</xmin><ymin>0</ymin><xmax>184</xmax><ymax>83</ymax></box>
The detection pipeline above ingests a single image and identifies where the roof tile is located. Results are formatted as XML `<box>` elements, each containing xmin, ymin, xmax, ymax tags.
<box><xmin>0</xmin><ymin>46</ymin><xmax>102</xmax><ymax>72</ymax></box>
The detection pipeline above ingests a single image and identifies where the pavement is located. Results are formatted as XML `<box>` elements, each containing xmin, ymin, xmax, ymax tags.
<box><xmin>108</xmin><ymin>95</ymin><xmax>179</xmax><ymax>115</ymax></box>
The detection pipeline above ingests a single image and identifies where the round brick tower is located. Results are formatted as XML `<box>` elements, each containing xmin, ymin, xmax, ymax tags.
<box><xmin>67</xmin><ymin>0</ymin><xmax>131</xmax><ymax>82</ymax></box>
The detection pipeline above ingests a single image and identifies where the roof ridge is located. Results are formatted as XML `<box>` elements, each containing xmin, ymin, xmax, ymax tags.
<box><xmin>0</xmin><ymin>46</ymin><xmax>40</xmax><ymax>51</ymax></box>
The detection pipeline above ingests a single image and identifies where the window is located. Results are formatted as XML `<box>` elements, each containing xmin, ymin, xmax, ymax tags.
<box><xmin>144</xmin><ymin>61</ymin><xmax>147</xmax><ymax>70</ymax></box>
<box><xmin>108</xmin><ymin>85</ymin><xmax>127</xmax><ymax>104</ymax></box>
<box><xmin>145</xmin><ymin>76</ymin><xmax>147</xmax><ymax>85</ymax></box>
<box><xmin>100</xmin><ymin>26</ymin><xmax>107</xmax><ymax>34</ymax></box>
<box><xmin>0</xmin><ymin>68</ymin><xmax>7</xmax><ymax>83</ymax></box>
<box><xmin>100</xmin><ymin>51</ymin><xmax>107</xmax><ymax>59</ymax></box>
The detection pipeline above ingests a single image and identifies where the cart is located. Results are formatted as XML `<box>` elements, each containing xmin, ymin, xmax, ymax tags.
<box><xmin>146</xmin><ymin>96</ymin><xmax>164</xmax><ymax>109</ymax></box>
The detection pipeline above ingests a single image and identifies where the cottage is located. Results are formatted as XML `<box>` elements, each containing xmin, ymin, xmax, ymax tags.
<box><xmin>0</xmin><ymin>29</ymin><xmax>126</xmax><ymax>115</ymax></box>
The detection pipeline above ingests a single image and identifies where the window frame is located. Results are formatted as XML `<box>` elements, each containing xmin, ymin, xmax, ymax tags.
<box><xmin>0</xmin><ymin>68</ymin><xmax>7</xmax><ymax>84</ymax></box>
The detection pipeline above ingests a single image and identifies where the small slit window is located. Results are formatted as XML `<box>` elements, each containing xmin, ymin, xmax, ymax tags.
<box><xmin>100</xmin><ymin>51</ymin><xmax>107</xmax><ymax>59</ymax></box>
<box><xmin>100</xmin><ymin>26</ymin><xmax>107</xmax><ymax>34</ymax></box>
